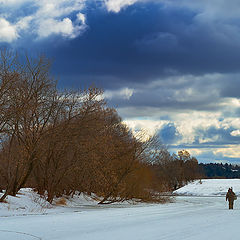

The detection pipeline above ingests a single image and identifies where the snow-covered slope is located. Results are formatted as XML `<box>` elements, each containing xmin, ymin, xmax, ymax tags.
<box><xmin>0</xmin><ymin>188</ymin><xmax>99</xmax><ymax>217</ymax></box>
<box><xmin>174</xmin><ymin>179</ymin><xmax>240</xmax><ymax>196</ymax></box>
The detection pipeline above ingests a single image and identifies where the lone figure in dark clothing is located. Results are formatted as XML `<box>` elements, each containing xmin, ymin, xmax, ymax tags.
<box><xmin>226</xmin><ymin>188</ymin><xmax>236</xmax><ymax>209</ymax></box>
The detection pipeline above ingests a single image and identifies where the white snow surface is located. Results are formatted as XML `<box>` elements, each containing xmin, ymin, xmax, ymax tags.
<box><xmin>0</xmin><ymin>188</ymin><xmax>100</xmax><ymax>217</ymax></box>
<box><xmin>174</xmin><ymin>179</ymin><xmax>240</xmax><ymax>196</ymax></box>
<box><xmin>0</xmin><ymin>180</ymin><xmax>240</xmax><ymax>240</ymax></box>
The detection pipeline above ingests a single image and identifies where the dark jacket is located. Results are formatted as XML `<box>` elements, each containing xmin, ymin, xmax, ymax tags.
<box><xmin>226</xmin><ymin>189</ymin><xmax>236</xmax><ymax>202</ymax></box>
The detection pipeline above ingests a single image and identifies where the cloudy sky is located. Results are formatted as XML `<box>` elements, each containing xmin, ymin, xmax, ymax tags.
<box><xmin>1</xmin><ymin>0</ymin><xmax>240</xmax><ymax>163</ymax></box>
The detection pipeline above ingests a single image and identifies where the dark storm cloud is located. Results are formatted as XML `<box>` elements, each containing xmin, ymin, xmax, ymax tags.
<box><xmin>4</xmin><ymin>1</ymin><xmax>240</xmax><ymax>96</ymax></box>
<box><xmin>44</xmin><ymin>1</ymin><xmax>240</xmax><ymax>89</ymax></box>
<box><xmin>3</xmin><ymin>0</ymin><xmax>240</xmax><ymax>90</ymax></box>
<box><xmin>108</xmin><ymin>87</ymin><xmax>220</xmax><ymax>111</ymax></box>
<box><xmin>219</xmin><ymin>77</ymin><xmax>240</xmax><ymax>99</ymax></box>
<box><xmin>105</xmin><ymin>73</ymin><xmax>225</xmax><ymax>114</ymax></box>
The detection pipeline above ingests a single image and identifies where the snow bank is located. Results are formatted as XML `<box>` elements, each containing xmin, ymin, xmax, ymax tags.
<box><xmin>0</xmin><ymin>189</ymin><xmax>51</xmax><ymax>216</ymax></box>
<box><xmin>0</xmin><ymin>189</ymin><xmax>140</xmax><ymax>217</ymax></box>
<box><xmin>0</xmin><ymin>189</ymin><xmax>98</xmax><ymax>217</ymax></box>
<box><xmin>174</xmin><ymin>179</ymin><xmax>240</xmax><ymax>196</ymax></box>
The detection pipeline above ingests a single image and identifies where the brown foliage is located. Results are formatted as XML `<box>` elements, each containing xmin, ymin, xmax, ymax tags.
<box><xmin>152</xmin><ymin>148</ymin><xmax>202</xmax><ymax>191</ymax></box>
<box><xmin>55</xmin><ymin>198</ymin><xmax>67</xmax><ymax>206</ymax></box>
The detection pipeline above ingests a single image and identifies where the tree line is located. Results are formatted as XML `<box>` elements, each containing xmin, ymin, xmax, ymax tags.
<box><xmin>0</xmin><ymin>50</ymin><xmax>202</xmax><ymax>204</ymax></box>
<box><xmin>199</xmin><ymin>163</ymin><xmax>240</xmax><ymax>179</ymax></box>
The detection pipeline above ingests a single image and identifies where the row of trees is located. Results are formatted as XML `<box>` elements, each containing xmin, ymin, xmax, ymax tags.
<box><xmin>152</xmin><ymin>149</ymin><xmax>202</xmax><ymax>191</ymax></box>
<box><xmin>0</xmin><ymin>50</ymin><xmax>201</xmax><ymax>204</ymax></box>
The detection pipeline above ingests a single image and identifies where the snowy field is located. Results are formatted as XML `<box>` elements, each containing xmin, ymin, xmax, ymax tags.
<box><xmin>174</xmin><ymin>178</ymin><xmax>240</xmax><ymax>196</ymax></box>
<box><xmin>0</xmin><ymin>179</ymin><xmax>239</xmax><ymax>240</ymax></box>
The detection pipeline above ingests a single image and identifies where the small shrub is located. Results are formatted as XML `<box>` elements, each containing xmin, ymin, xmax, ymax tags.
<box><xmin>55</xmin><ymin>198</ymin><xmax>67</xmax><ymax>206</ymax></box>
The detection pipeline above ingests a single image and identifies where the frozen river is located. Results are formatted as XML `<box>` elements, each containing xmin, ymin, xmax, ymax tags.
<box><xmin>0</xmin><ymin>196</ymin><xmax>238</xmax><ymax>240</ymax></box>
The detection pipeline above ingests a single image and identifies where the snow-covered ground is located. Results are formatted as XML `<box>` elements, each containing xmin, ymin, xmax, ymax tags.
<box><xmin>0</xmin><ymin>180</ymin><xmax>239</xmax><ymax>240</ymax></box>
<box><xmin>0</xmin><ymin>188</ymin><xmax>103</xmax><ymax>217</ymax></box>
<box><xmin>174</xmin><ymin>179</ymin><xmax>240</xmax><ymax>196</ymax></box>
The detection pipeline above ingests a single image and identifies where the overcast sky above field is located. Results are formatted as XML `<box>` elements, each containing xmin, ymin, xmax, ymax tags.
<box><xmin>1</xmin><ymin>0</ymin><xmax>240</xmax><ymax>163</ymax></box>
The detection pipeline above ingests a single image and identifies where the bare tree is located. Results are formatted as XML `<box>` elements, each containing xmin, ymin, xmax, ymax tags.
<box><xmin>0</xmin><ymin>49</ymin><xmax>180</xmax><ymax>204</ymax></box>
<box><xmin>0</xmin><ymin>50</ymin><xmax>68</xmax><ymax>201</ymax></box>
<box><xmin>31</xmin><ymin>87</ymin><xmax>105</xmax><ymax>202</ymax></box>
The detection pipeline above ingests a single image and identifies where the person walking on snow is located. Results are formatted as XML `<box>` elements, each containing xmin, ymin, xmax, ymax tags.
<box><xmin>226</xmin><ymin>188</ymin><xmax>237</xmax><ymax>209</ymax></box>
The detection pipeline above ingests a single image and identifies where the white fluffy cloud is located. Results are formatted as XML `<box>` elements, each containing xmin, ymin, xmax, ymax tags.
<box><xmin>0</xmin><ymin>18</ymin><xmax>18</xmax><ymax>42</ymax></box>
<box><xmin>124</xmin><ymin>119</ymin><xmax>168</xmax><ymax>137</ymax></box>
<box><xmin>104</xmin><ymin>0</ymin><xmax>138</xmax><ymax>12</ymax></box>
<box><xmin>123</xmin><ymin>111</ymin><xmax>222</xmax><ymax>144</ymax></box>
<box><xmin>213</xmin><ymin>145</ymin><xmax>240</xmax><ymax>159</ymax></box>
<box><xmin>123</xmin><ymin>110</ymin><xmax>240</xmax><ymax>161</ymax></box>
<box><xmin>38</xmin><ymin>17</ymin><xmax>81</xmax><ymax>39</ymax></box>
<box><xmin>123</xmin><ymin>107</ymin><xmax>240</xmax><ymax>146</ymax></box>
<box><xmin>0</xmin><ymin>0</ymin><xmax>30</xmax><ymax>5</ymax></box>
<box><xmin>0</xmin><ymin>0</ymin><xmax>86</xmax><ymax>42</ymax></box>
<box><xmin>231</xmin><ymin>130</ymin><xmax>240</xmax><ymax>137</ymax></box>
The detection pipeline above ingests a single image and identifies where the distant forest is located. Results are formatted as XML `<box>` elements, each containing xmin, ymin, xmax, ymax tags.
<box><xmin>200</xmin><ymin>163</ymin><xmax>240</xmax><ymax>179</ymax></box>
